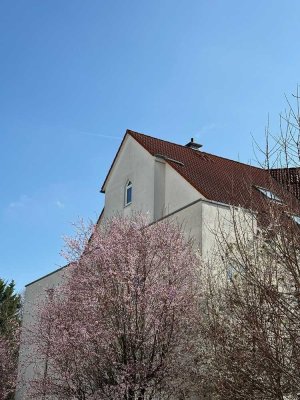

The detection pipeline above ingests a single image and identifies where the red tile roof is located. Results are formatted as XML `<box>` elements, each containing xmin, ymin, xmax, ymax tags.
<box><xmin>127</xmin><ymin>130</ymin><xmax>300</xmax><ymax>214</ymax></box>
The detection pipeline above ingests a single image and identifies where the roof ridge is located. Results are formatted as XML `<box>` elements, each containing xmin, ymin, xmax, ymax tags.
<box><xmin>127</xmin><ymin>129</ymin><xmax>193</xmax><ymax>151</ymax></box>
<box><xmin>127</xmin><ymin>129</ymin><xmax>265</xmax><ymax>172</ymax></box>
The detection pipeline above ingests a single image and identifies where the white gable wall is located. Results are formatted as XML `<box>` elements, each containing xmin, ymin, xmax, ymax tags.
<box><xmin>102</xmin><ymin>135</ymin><xmax>155</xmax><ymax>221</ymax></box>
<box><xmin>102</xmin><ymin>135</ymin><xmax>203</xmax><ymax>223</ymax></box>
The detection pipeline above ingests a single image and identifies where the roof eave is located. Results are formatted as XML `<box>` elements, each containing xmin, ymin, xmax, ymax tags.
<box><xmin>100</xmin><ymin>130</ymin><xmax>131</xmax><ymax>193</ymax></box>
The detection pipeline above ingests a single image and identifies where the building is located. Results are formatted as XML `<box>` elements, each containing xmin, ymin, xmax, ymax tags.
<box><xmin>15</xmin><ymin>129</ymin><xmax>300</xmax><ymax>399</ymax></box>
<box><xmin>271</xmin><ymin>167</ymin><xmax>300</xmax><ymax>200</ymax></box>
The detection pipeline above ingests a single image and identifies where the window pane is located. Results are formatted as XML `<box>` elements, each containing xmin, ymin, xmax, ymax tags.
<box><xmin>256</xmin><ymin>186</ymin><xmax>282</xmax><ymax>202</ymax></box>
<box><xmin>292</xmin><ymin>215</ymin><xmax>300</xmax><ymax>224</ymax></box>
<box><xmin>126</xmin><ymin>186</ymin><xmax>132</xmax><ymax>204</ymax></box>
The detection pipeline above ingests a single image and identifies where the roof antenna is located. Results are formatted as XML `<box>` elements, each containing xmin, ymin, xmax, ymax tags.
<box><xmin>185</xmin><ymin>137</ymin><xmax>202</xmax><ymax>150</ymax></box>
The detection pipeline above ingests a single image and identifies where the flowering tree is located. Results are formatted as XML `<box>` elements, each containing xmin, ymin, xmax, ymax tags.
<box><xmin>28</xmin><ymin>216</ymin><xmax>199</xmax><ymax>399</ymax></box>
<box><xmin>199</xmin><ymin>219</ymin><xmax>300</xmax><ymax>399</ymax></box>
<box><xmin>196</xmin><ymin>90</ymin><xmax>300</xmax><ymax>400</ymax></box>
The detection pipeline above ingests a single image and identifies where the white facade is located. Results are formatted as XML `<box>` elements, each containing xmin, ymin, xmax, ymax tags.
<box><xmin>102</xmin><ymin>135</ymin><xmax>156</xmax><ymax>221</ymax></box>
<box><xmin>101</xmin><ymin>134</ymin><xmax>202</xmax><ymax>222</ymax></box>
<box><xmin>16</xmin><ymin>132</ymin><xmax>251</xmax><ymax>399</ymax></box>
<box><xmin>16</xmin><ymin>267</ymin><xmax>69</xmax><ymax>400</ymax></box>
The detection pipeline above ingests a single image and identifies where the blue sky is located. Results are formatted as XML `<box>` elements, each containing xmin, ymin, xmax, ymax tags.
<box><xmin>1</xmin><ymin>0</ymin><xmax>300</xmax><ymax>292</ymax></box>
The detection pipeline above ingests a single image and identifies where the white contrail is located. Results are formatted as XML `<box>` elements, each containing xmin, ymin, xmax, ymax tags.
<box><xmin>71</xmin><ymin>129</ymin><xmax>122</xmax><ymax>140</ymax></box>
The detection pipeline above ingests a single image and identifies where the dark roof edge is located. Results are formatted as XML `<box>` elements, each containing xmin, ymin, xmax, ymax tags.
<box><xmin>100</xmin><ymin>130</ymin><xmax>128</xmax><ymax>193</ymax></box>
<box><xmin>25</xmin><ymin>264</ymin><xmax>70</xmax><ymax>288</ymax></box>
<box><xmin>149</xmin><ymin>196</ymin><xmax>243</xmax><ymax>227</ymax></box>
<box><xmin>96</xmin><ymin>207</ymin><xmax>104</xmax><ymax>225</ymax></box>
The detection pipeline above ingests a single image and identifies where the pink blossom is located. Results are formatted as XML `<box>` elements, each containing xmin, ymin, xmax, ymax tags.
<box><xmin>27</xmin><ymin>215</ymin><xmax>199</xmax><ymax>399</ymax></box>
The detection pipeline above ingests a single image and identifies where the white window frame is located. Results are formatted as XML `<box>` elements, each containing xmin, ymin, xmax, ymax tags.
<box><xmin>125</xmin><ymin>180</ymin><xmax>132</xmax><ymax>206</ymax></box>
<box><xmin>226</xmin><ymin>260</ymin><xmax>245</xmax><ymax>281</ymax></box>
<box><xmin>291</xmin><ymin>214</ymin><xmax>300</xmax><ymax>225</ymax></box>
<box><xmin>255</xmin><ymin>186</ymin><xmax>282</xmax><ymax>203</ymax></box>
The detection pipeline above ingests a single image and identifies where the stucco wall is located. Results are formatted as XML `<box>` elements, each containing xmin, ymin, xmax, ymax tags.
<box><xmin>201</xmin><ymin>201</ymin><xmax>257</xmax><ymax>260</ymax></box>
<box><xmin>15</xmin><ymin>266</ymin><xmax>69</xmax><ymax>400</ymax></box>
<box><xmin>162</xmin><ymin>198</ymin><xmax>256</xmax><ymax>262</ymax></box>
<box><xmin>154</xmin><ymin>158</ymin><xmax>166</xmax><ymax>220</ymax></box>
<box><xmin>102</xmin><ymin>135</ymin><xmax>155</xmax><ymax>221</ymax></box>
<box><xmin>101</xmin><ymin>135</ymin><xmax>203</xmax><ymax>223</ymax></box>
<box><xmin>159</xmin><ymin>200</ymin><xmax>203</xmax><ymax>250</ymax></box>
<box><xmin>164</xmin><ymin>164</ymin><xmax>203</xmax><ymax>215</ymax></box>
